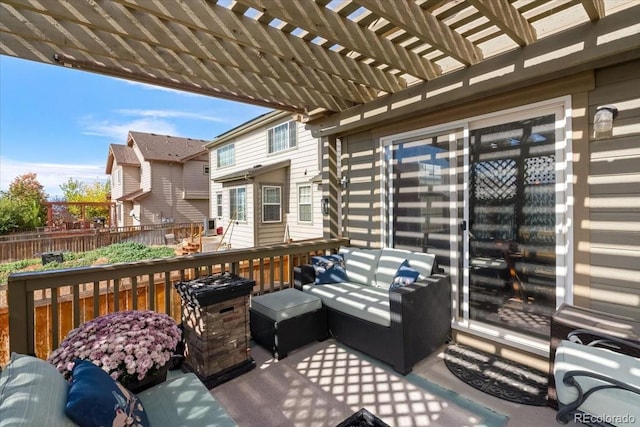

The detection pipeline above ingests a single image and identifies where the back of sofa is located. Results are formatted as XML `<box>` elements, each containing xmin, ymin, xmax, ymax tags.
<box><xmin>339</xmin><ymin>246</ymin><xmax>437</xmax><ymax>291</ymax></box>
<box><xmin>338</xmin><ymin>247</ymin><xmax>380</xmax><ymax>285</ymax></box>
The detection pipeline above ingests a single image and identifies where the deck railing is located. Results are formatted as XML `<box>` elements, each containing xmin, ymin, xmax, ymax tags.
<box><xmin>5</xmin><ymin>238</ymin><xmax>349</xmax><ymax>363</ymax></box>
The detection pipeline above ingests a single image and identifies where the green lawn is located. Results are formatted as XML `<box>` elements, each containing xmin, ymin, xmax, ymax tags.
<box><xmin>0</xmin><ymin>242</ymin><xmax>176</xmax><ymax>285</ymax></box>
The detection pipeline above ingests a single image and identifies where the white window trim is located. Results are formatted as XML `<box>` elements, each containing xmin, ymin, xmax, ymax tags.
<box><xmin>216</xmin><ymin>143</ymin><xmax>235</xmax><ymax>168</ymax></box>
<box><xmin>229</xmin><ymin>186</ymin><xmax>247</xmax><ymax>223</ymax></box>
<box><xmin>267</xmin><ymin>121</ymin><xmax>297</xmax><ymax>154</ymax></box>
<box><xmin>262</xmin><ymin>185</ymin><xmax>282</xmax><ymax>223</ymax></box>
<box><xmin>215</xmin><ymin>191</ymin><xmax>223</xmax><ymax>218</ymax></box>
<box><xmin>297</xmin><ymin>184</ymin><xmax>313</xmax><ymax>224</ymax></box>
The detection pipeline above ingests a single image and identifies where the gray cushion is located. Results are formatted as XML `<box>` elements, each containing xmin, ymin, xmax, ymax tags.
<box><xmin>375</xmin><ymin>248</ymin><xmax>412</xmax><ymax>290</ymax></box>
<box><xmin>0</xmin><ymin>353</ymin><xmax>77</xmax><ymax>427</ymax></box>
<box><xmin>554</xmin><ymin>340</ymin><xmax>640</xmax><ymax>423</ymax></box>
<box><xmin>251</xmin><ymin>288</ymin><xmax>322</xmax><ymax>322</ymax></box>
<box><xmin>404</xmin><ymin>251</ymin><xmax>436</xmax><ymax>279</ymax></box>
<box><xmin>339</xmin><ymin>247</ymin><xmax>381</xmax><ymax>286</ymax></box>
<box><xmin>301</xmin><ymin>282</ymin><xmax>391</xmax><ymax>327</ymax></box>
<box><xmin>137</xmin><ymin>373</ymin><xmax>237</xmax><ymax>427</ymax></box>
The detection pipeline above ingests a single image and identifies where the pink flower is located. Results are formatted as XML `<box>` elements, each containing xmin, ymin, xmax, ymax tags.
<box><xmin>47</xmin><ymin>310</ymin><xmax>180</xmax><ymax>384</ymax></box>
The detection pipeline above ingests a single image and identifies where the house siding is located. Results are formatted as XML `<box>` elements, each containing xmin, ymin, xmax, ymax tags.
<box><xmin>209</xmin><ymin>116</ymin><xmax>323</xmax><ymax>248</ymax></box>
<box><xmin>122</xmin><ymin>165</ymin><xmax>140</xmax><ymax>196</ymax></box>
<box><xmin>288</xmin><ymin>125</ymin><xmax>324</xmax><ymax>240</ymax></box>
<box><xmin>586</xmin><ymin>59</ymin><xmax>640</xmax><ymax>319</ymax></box>
<box><xmin>219</xmin><ymin>184</ymin><xmax>254</xmax><ymax>249</ymax></box>
<box><xmin>339</xmin><ymin>131</ymin><xmax>384</xmax><ymax>248</ymax></box>
<box><xmin>255</xmin><ymin>170</ymin><xmax>288</xmax><ymax>247</ymax></box>
<box><xmin>110</xmin><ymin>164</ymin><xmax>124</xmax><ymax>200</ymax></box>
<box><xmin>182</xmin><ymin>155</ymin><xmax>209</xmax><ymax>199</ymax></box>
<box><xmin>108</xmin><ymin>162</ymin><xmax>141</xmax><ymax>227</ymax></box>
<box><xmin>145</xmin><ymin>162</ymin><xmax>208</xmax><ymax>225</ymax></box>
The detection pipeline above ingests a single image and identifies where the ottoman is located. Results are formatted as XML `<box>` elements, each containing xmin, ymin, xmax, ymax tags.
<box><xmin>250</xmin><ymin>288</ymin><xmax>328</xmax><ymax>359</ymax></box>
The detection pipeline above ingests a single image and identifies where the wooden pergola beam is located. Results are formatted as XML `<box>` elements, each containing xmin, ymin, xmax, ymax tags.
<box><xmin>580</xmin><ymin>0</ymin><xmax>606</xmax><ymax>21</ymax></box>
<box><xmin>237</xmin><ymin>0</ymin><xmax>441</xmax><ymax>80</ymax></box>
<box><xmin>1</xmin><ymin>1</ymin><xmax>359</xmax><ymax>110</ymax></box>
<box><xmin>0</xmin><ymin>3</ymin><xmax>354</xmax><ymax>112</ymax></box>
<box><xmin>467</xmin><ymin>0</ymin><xmax>536</xmax><ymax>46</ymax></box>
<box><xmin>353</xmin><ymin>0</ymin><xmax>483</xmax><ymax>66</ymax></box>
<box><xmin>113</xmin><ymin>0</ymin><xmax>406</xmax><ymax>94</ymax></box>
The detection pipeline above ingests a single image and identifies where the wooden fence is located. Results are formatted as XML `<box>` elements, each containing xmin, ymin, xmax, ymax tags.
<box><xmin>0</xmin><ymin>223</ymin><xmax>199</xmax><ymax>263</ymax></box>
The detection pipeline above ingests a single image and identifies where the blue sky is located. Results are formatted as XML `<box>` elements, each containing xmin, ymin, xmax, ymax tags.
<box><xmin>0</xmin><ymin>55</ymin><xmax>270</xmax><ymax>199</ymax></box>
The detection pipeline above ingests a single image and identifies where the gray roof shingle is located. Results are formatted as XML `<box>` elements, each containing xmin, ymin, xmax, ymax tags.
<box><xmin>128</xmin><ymin>131</ymin><xmax>208</xmax><ymax>162</ymax></box>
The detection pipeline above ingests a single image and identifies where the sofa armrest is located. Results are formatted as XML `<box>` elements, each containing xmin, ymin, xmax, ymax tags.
<box><xmin>293</xmin><ymin>264</ymin><xmax>315</xmax><ymax>290</ymax></box>
<box><xmin>389</xmin><ymin>274</ymin><xmax>449</xmax><ymax>319</ymax></box>
<box><xmin>388</xmin><ymin>273</ymin><xmax>451</xmax><ymax>373</ymax></box>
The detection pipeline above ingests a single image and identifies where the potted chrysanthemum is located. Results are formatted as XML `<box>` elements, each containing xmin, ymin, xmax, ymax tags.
<box><xmin>48</xmin><ymin>310</ymin><xmax>182</xmax><ymax>393</ymax></box>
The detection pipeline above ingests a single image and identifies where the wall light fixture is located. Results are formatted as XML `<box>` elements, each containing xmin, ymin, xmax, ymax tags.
<box><xmin>594</xmin><ymin>105</ymin><xmax>618</xmax><ymax>134</ymax></box>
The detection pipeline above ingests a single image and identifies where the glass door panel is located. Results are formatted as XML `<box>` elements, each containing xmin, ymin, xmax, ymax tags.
<box><xmin>468</xmin><ymin>114</ymin><xmax>557</xmax><ymax>338</ymax></box>
<box><xmin>384</xmin><ymin>130</ymin><xmax>464</xmax><ymax>307</ymax></box>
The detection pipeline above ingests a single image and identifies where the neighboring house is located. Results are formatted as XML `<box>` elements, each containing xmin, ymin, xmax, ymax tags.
<box><xmin>205</xmin><ymin>110</ymin><xmax>323</xmax><ymax>249</ymax></box>
<box><xmin>106</xmin><ymin>131</ymin><xmax>210</xmax><ymax>227</ymax></box>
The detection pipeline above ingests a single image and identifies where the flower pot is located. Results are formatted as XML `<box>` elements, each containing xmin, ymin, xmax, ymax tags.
<box><xmin>121</xmin><ymin>362</ymin><xmax>170</xmax><ymax>394</ymax></box>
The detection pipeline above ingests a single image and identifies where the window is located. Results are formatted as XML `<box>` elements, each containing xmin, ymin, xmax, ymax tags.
<box><xmin>216</xmin><ymin>192</ymin><xmax>223</xmax><ymax>217</ymax></box>
<box><xmin>298</xmin><ymin>185</ymin><xmax>312</xmax><ymax>223</ymax></box>
<box><xmin>217</xmin><ymin>144</ymin><xmax>235</xmax><ymax>168</ymax></box>
<box><xmin>229</xmin><ymin>187</ymin><xmax>246</xmax><ymax>221</ymax></box>
<box><xmin>262</xmin><ymin>186</ymin><xmax>281</xmax><ymax>222</ymax></box>
<box><xmin>267</xmin><ymin>121</ymin><xmax>297</xmax><ymax>153</ymax></box>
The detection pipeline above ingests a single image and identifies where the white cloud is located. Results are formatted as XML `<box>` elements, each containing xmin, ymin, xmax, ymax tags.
<box><xmin>80</xmin><ymin>117</ymin><xmax>178</xmax><ymax>142</ymax></box>
<box><xmin>0</xmin><ymin>157</ymin><xmax>107</xmax><ymax>199</ymax></box>
<box><xmin>121</xmin><ymin>80</ymin><xmax>200</xmax><ymax>97</ymax></box>
<box><xmin>116</xmin><ymin>109</ymin><xmax>226</xmax><ymax>123</ymax></box>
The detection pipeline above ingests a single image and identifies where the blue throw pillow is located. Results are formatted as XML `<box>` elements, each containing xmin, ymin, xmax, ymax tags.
<box><xmin>66</xmin><ymin>359</ymin><xmax>149</xmax><ymax>427</ymax></box>
<box><xmin>389</xmin><ymin>260</ymin><xmax>420</xmax><ymax>290</ymax></box>
<box><xmin>312</xmin><ymin>254</ymin><xmax>348</xmax><ymax>284</ymax></box>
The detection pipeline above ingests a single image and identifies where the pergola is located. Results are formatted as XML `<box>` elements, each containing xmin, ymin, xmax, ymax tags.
<box><xmin>44</xmin><ymin>201</ymin><xmax>114</xmax><ymax>227</ymax></box>
<box><xmin>1</xmin><ymin>0</ymin><xmax>637</xmax><ymax>121</ymax></box>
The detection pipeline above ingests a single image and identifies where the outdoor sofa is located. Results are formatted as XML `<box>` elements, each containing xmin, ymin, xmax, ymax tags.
<box><xmin>294</xmin><ymin>246</ymin><xmax>450</xmax><ymax>375</ymax></box>
<box><xmin>0</xmin><ymin>352</ymin><xmax>237</xmax><ymax>427</ymax></box>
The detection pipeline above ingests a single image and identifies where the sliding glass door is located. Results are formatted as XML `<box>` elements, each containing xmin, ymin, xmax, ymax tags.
<box><xmin>384</xmin><ymin>99</ymin><xmax>571</xmax><ymax>345</ymax></box>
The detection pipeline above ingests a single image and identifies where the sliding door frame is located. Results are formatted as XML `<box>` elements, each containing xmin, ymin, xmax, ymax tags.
<box><xmin>379</xmin><ymin>96</ymin><xmax>573</xmax><ymax>356</ymax></box>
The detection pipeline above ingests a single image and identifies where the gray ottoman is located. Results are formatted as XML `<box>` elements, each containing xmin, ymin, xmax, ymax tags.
<box><xmin>250</xmin><ymin>288</ymin><xmax>327</xmax><ymax>360</ymax></box>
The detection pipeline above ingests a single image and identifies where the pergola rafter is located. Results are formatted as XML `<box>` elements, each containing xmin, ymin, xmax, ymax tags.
<box><xmin>0</xmin><ymin>0</ymin><xmax>636</xmax><ymax>115</ymax></box>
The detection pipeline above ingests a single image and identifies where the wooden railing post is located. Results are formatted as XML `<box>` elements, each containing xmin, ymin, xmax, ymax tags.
<box><xmin>230</xmin><ymin>261</ymin><xmax>239</xmax><ymax>275</ymax></box>
<box><xmin>8</xmin><ymin>278</ymin><xmax>34</xmax><ymax>355</ymax></box>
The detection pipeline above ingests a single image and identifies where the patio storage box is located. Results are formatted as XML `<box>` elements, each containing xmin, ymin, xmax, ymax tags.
<box><xmin>175</xmin><ymin>272</ymin><xmax>256</xmax><ymax>388</ymax></box>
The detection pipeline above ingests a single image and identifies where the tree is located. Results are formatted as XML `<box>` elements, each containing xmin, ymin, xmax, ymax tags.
<box><xmin>58</xmin><ymin>178</ymin><xmax>111</xmax><ymax>221</ymax></box>
<box><xmin>0</xmin><ymin>173</ymin><xmax>48</xmax><ymax>233</ymax></box>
